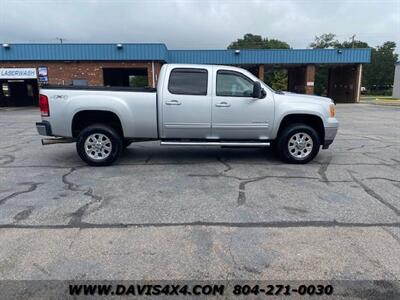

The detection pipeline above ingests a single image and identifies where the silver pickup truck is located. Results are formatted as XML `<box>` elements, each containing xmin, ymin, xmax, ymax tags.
<box><xmin>36</xmin><ymin>64</ymin><xmax>338</xmax><ymax>166</ymax></box>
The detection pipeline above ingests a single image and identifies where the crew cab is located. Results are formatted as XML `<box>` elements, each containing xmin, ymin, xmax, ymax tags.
<box><xmin>36</xmin><ymin>64</ymin><xmax>338</xmax><ymax>166</ymax></box>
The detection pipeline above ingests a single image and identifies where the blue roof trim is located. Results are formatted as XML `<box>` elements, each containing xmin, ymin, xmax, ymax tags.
<box><xmin>0</xmin><ymin>43</ymin><xmax>168</xmax><ymax>61</ymax></box>
<box><xmin>0</xmin><ymin>43</ymin><xmax>371</xmax><ymax>64</ymax></box>
<box><xmin>167</xmin><ymin>48</ymin><xmax>371</xmax><ymax>64</ymax></box>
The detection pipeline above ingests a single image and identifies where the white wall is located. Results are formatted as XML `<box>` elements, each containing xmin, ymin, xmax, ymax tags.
<box><xmin>393</xmin><ymin>64</ymin><xmax>400</xmax><ymax>98</ymax></box>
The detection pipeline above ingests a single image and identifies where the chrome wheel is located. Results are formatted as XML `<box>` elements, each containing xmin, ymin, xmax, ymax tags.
<box><xmin>288</xmin><ymin>132</ymin><xmax>313</xmax><ymax>159</ymax></box>
<box><xmin>84</xmin><ymin>133</ymin><xmax>112</xmax><ymax>160</ymax></box>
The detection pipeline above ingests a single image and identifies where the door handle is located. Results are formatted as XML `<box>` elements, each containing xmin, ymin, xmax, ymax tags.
<box><xmin>215</xmin><ymin>101</ymin><xmax>231</xmax><ymax>107</ymax></box>
<box><xmin>166</xmin><ymin>100</ymin><xmax>181</xmax><ymax>105</ymax></box>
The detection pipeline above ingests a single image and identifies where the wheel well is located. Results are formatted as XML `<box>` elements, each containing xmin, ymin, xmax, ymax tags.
<box><xmin>71</xmin><ymin>110</ymin><xmax>123</xmax><ymax>138</ymax></box>
<box><xmin>277</xmin><ymin>114</ymin><xmax>324</xmax><ymax>141</ymax></box>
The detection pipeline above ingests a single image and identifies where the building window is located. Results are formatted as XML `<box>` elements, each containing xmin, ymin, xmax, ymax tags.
<box><xmin>2</xmin><ymin>83</ymin><xmax>10</xmax><ymax>97</ymax></box>
<box><xmin>103</xmin><ymin>68</ymin><xmax>148</xmax><ymax>87</ymax></box>
<box><xmin>168</xmin><ymin>68</ymin><xmax>208</xmax><ymax>95</ymax></box>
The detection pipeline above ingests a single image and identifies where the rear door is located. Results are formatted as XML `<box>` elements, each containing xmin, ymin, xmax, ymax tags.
<box><xmin>211</xmin><ymin>67</ymin><xmax>274</xmax><ymax>140</ymax></box>
<box><xmin>161</xmin><ymin>66</ymin><xmax>212</xmax><ymax>139</ymax></box>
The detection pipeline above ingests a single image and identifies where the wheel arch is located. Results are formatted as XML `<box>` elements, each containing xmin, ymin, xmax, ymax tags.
<box><xmin>71</xmin><ymin>110</ymin><xmax>124</xmax><ymax>138</ymax></box>
<box><xmin>275</xmin><ymin>113</ymin><xmax>325</xmax><ymax>143</ymax></box>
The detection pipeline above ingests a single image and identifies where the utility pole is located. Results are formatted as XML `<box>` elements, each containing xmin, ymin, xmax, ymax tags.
<box><xmin>350</xmin><ymin>34</ymin><xmax>356</xmax><ymax>48</ymax></box>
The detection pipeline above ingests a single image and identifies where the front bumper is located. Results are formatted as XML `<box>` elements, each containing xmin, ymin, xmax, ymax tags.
<box><xmin>322</xmin><ymin>124</ymin><xmax>339</xmax><ymax>149</ymax></box>
<box><xmin>36</xmin><ymin>121</ymin><xmax>52</xmax><ymax>136</ymax></box>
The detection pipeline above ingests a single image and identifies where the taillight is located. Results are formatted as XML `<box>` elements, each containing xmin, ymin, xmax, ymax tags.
<box><xmin>39</xmin><ymin>94</ymin><xmax>49</xmax><ymax>117</ymax></box>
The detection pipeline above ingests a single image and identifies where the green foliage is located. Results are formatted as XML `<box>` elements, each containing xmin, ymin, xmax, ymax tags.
<box><xmin>309</xmin><ymin>33</ymin><xmax>339</xmax><ymax>49</ymax></box>
<box><xmin>310</xmin><ymin>33</ymin><xmax>398</xmax><ymax>92</ymax></box>
<box><xmin>129</xmin><ymin>75</ymin><xmax>148</xmax><ymax>87</ymax></box>
<box><xmin>265</xmin><ymin>69</ymin><xmax>288</xmax><ymax>91</ymax></box>
<box><xmin>363</xmin><ymin>42</ymin><xmax>398</xmax><ymax>90</ymax></box>
<box><xmin>229</xmin><ymin>33</ymin><xmax>398</xmax><ymax>93</ymax></box>
<box><xmin>314</xmin><ymin>67</ymin><xmax>329</xmax><ymax>96</ymax></box>
<box><xmin>228</xmin><ymin>33</ymin><xmax>290</xmax><ymax>49</ymax></box>
<box><xmin>366</xmin><ymin>89</ymin><xmax>393</xmax><ymax>96</ymax></box>
<box><xmin>228</xmin><ymin>34</ymin><xmax>290</xmax><ymax>90</ymax></box>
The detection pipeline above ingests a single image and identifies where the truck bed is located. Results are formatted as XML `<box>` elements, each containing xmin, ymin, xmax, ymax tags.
<box><xmin>40</xmin><ymin>86</ymin><xmax>158</xmax><ymax>139</ymax></box>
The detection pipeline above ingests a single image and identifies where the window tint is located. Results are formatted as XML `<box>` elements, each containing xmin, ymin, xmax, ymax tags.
<box><xmin>168</xmin><ymin>68</ymin><xmax>208</xmax><ymax>95</ymax></box>
<box><xmin>216</xmin><ymin>70</ymin><xmax>254</xmax><ymax>97</ymax></box>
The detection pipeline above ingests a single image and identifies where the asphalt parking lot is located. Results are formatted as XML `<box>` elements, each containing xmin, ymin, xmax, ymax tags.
<box><xmin>0</xmin><ymin>104</ymin><xmax>399</xmax><ymax>281</ymax></box>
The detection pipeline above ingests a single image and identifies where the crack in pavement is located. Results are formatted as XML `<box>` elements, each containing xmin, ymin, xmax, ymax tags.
<box><xmin>349</xmin><ymin>171</ymin><xmax>400</xmax><ymax>216</ymax></box>
<box><xmin>381</xmin><ymin>227</ymin><xmax>400</xmax><ymax>245</ymax></box>
<box><xmin>62</xmin><ymin>167</ymin><xmax>82</xmax><ymax>191</ymax></box>
<box><xmin>0</xmin><ymin>154</ymin><xmax>15</xmax><ymax>166</ymax></box>
<box><xmin>32</xmin><ymin>263</ymin><xmax>51</xmax><ymax>276</ymax></box>
<box><xmin>216</xmin><ymin>156</ymin><xmax>232</xmax><ymax>173</ymax></box>
<box><xmin>0</xmin><ymin>220</ymin><xmax>398</xmax><ymax>230</ymax></box>
<box><xmin>365</xmin><ymin>177</ymin><xmax>400</xmax><ymax>183</ymax></box>
<box><xmin>0</xmin><ymin>182</ymin><xmax>43</xmax><ymax>206</ymax></box>
<box><xmin>362</xmin><ymin>152</ymin><xmax>393</xmax><ymax>164</ymax></box>
<box><xmin>61</xmin><ymin>167</ymin><xmax>105</xmax><ymax>225</ymax></box>
<box><xmin>189</xmin><ymin>172</ymin><xmax>330</xmax><ymax>206</ymax></box>
<box><xmin>13</xmin><ymin>206</ymin><xmax>34</xmax><ymax>222</ymax></box>
<box><xmin>346</xmin><ymin>144</ymin><xmax>365</xmax><ymax>151</ymax></box>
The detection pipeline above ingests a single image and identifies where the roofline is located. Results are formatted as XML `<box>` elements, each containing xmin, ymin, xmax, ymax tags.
<box><xmin>0</xmin><ymin>43</ymin><xmax>372</xmax><ymax>64</ymax></box>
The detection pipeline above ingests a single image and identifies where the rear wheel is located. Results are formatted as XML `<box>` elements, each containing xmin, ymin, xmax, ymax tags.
<box><xmin>76</xmin><ymin>124</ymin><xmax>123</xmax><ymax>166</ymax></box>
<box><xmin>276</xmin><ymin>123</ymin><xmax>320</xmax><ymax>164</ymax></box>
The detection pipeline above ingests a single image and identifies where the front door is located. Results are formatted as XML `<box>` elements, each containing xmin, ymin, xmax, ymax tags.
<box><xmin>211</xmin><ymin>68</ymin><xmax>274</xmax><ymax>140</ymax></box>
<box><xmin>162</xmin><ymin>67</ymin><xmax>212</xmax><ymax>139</ymax></box>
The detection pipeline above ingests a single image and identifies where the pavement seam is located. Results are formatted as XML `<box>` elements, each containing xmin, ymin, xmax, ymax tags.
<box><xmin>0</xmin><ymin>220</ymin><xmax>398</xmax><ymax>230</ymax></box>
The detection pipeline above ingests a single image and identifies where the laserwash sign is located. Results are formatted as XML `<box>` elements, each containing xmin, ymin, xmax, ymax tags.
<box><xmin>0</xmin><ymin>68</ymin><xmax>37</xmax><ymax>79</ymax></box>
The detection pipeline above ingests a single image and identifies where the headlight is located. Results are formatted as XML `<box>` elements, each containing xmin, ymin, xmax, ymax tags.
<box><xmin>329</xmin><ymin>104</ymin><xmax>336</xmax><ymax>117</ymax></box>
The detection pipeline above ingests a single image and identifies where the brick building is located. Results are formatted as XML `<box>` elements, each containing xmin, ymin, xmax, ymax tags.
<box><xmin>0</xmin><ymin>43</ymin><xmax>371</xmax><ymax>106</ymax></box>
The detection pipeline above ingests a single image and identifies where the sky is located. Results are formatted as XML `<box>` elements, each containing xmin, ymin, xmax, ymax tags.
<box><xmin>0</xmin><ymin>0</ymin><xmax>399</xmax><ymax>50</ymax></box>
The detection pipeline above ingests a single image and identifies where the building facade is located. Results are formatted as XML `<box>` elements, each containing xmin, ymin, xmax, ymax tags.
<box><xmin>0</xmin><ymin>43</ymin><xmax>371</xmax><ymax>106</ymax></box>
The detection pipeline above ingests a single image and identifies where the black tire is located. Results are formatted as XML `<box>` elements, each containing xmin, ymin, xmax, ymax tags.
<box><xmin>276</xmin><ymin>123</ymin><xmax>320</xmax><ymax>164</ymax></box>
<box><xmin>76</xmin><ymin>124</ymin><xmax>123</xmax><ymax>166</ymax></box>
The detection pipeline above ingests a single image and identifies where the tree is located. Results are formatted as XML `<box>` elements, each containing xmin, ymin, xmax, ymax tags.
<box><xmin>310</xmin><ymin>34</ymin><xmax>398</xmax><ymax>94</ymax></box>
<box><xmin>363</xmin><ymin>41</ymin><xmax>398</xmax><ymax>92</ymax></box>
<box><xmin>309</xmin><ymin>33</ymin><xmax>339</xmax><ymax>49</ymax></box>
<box><xmin>228</xmin><ymin>33</ymin><xmax>290</xmax><ymax>49</ymax></box>
<box><xmin>227</xmin><ymin>34</ymin><xmax>290</xmax><ymax>90</ymax></box>
<box><xmin>337</xmin><ymin>40</ymin><xmax>369</xmax><ymax>49</ymax></box>
<box><xmin>265</xmin><ymin>69</ymin><xmax>288</xmax><ymax>91</ymax></box>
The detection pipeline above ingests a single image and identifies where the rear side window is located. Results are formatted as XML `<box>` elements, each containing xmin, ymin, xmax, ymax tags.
<box><xmin>168</xmin><ymin>68</ymin><xmax>208</xmax><ymax>95</ymax></box>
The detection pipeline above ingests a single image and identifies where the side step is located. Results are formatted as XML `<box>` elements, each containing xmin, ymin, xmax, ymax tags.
<box><xmin>42</xmin><ymin>138</ymin><xmax>75</xmax><ymax>145</ymax></box>
<box><xmin>160</xmin><ymin>141</ymin><xmax>270</xmax><ymax>147</ymax></box>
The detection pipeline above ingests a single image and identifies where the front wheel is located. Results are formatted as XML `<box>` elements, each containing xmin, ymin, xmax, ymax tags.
<box><xmin>76</xmin><ymin>124</ymin><xmax>123</xmax><ymax>166</ymax></box>
<box><xmin>276</xmin><ymin>123</ymin><xmax>320</xmax><ymax>164</ymax></box>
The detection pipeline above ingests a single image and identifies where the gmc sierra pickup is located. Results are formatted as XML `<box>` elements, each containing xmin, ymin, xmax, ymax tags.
<box><xmin>36</xmin><ymin>64</ymin><xmax>338</xmax><ymax>166</ymax></box>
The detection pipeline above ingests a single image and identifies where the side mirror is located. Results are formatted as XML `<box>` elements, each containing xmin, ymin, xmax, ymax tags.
<box><xmin>252</xmin><ymin>81</ymin><xmax>266</xmax><ymax>99</ymax></box>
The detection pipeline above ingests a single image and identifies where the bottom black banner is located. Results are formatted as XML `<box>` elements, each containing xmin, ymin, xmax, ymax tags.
<box><xmin>0</xmin><ymin>280</ymin><xmax>399</xmax><ymax>299</ymax></box>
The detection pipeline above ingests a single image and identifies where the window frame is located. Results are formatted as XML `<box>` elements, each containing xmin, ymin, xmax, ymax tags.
<box><xmin>168</xmin><ymin>68</ymin><xmax>209</xmax><ymax>96</ymax></box>
<box><xmin>216</xmin><ymin>70</ymin><xmax>255</xmax><ymax>98</ymax></box>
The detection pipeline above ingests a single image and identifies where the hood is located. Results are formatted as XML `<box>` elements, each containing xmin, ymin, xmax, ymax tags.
<box><xmin>277</xmin><ymin>91</ymin><xmax>333</xmax><ymax>104</ymax></box>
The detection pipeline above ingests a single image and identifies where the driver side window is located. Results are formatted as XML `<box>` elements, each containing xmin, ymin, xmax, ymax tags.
<box><xmin>216</xmin><ymin>70</ymin><xmax>254</xmax><ymax>97</ymax></box>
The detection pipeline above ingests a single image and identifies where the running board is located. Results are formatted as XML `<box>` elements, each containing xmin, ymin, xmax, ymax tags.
<box><xmin>160</xmin><ymin>141</ymin><xmax>270</xmax><ymax>147</ymax></box>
